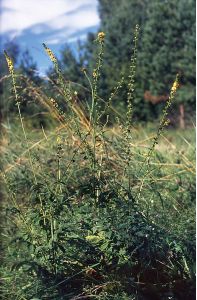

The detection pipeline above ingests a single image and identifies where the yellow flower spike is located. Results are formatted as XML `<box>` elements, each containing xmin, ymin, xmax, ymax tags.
<box><xmin>4</xmin><ymin>51</ymin><xmax>14</xmax><ymax>74</ymax></box>
<box><xmin>43</xmin><ymin>43</ymin><xmax>57</xmax><ymax>63</ymax></box>
<box><xmin>97</xmin><ymin>31</ymin><xmax>105</xmax><ymax>42</ymax></box>
<box><xmin>171</xmin><ymin>79</ymin><xmax>179</xmax><ymax>93</ymax></box>
<box><xmin>171</xmin><ymin>74</ymin><xmax>179</xmax><ymax>94</ymax></box>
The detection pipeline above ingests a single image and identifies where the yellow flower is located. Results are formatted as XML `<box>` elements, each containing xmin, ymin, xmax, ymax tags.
<box><xmin>56</xmin><ymin>136</ymin><xmax>62</xmax><ymax>144</ymax></box>
<box><xmin>164</xmin><ymin>119</ymin><xmax>170</xmax><ymax>126</ymax></box>
<box><xmin>4</xmin><ymin>51</ymin><xmax>14</xmax><ymax>74</ymax></box>
<box><xmin>171</xmin><ymin>80</ymin><xmax>179</xmax><ymax>93</ymax></box>
<box><xmin>97</xmin><ymin>31</ymin><xmax>105</xmax><ymax>41</ymax></box>
<box><xmin>43</xmin><ymin>43</ymin><xmax>57</xmax><ymax>63</ymax></box>
<box><xmin>93</xmin><ymin>70</ymin><xmax>97</xmax><ymax>78</ymax></box>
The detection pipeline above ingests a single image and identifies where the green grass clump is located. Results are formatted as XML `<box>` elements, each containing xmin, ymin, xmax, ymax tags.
<box><xmin>0</xmin><ymin>29</ymin><xmax>195</xmax><ymax>300</ymax></box>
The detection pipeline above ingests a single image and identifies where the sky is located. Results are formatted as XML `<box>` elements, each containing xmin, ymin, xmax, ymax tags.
<box><xmin>0</xmin><ymin>0</ymin><xmax>100</xmax><ymax>74</ymax></box>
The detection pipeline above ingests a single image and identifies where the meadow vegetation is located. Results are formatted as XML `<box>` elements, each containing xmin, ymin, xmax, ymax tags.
<box><xmin>0</xmin><ymin>24</ymin><xmax>196</xmax><ymax>300</ymax></box>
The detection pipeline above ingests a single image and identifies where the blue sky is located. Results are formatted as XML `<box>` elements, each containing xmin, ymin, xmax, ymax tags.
<box><xmin>0</xmin><ymin>0</ymin><xmax>100</xmax><ymax>74</ymax></box>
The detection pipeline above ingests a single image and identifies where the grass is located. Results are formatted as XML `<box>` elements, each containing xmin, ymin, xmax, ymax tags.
<box><xmin>0</xmin><ymin>30</ymin><xmax>196</xmax><ymax>300</ymax></box>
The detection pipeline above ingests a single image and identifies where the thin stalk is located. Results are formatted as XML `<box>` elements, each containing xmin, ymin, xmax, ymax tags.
<box><xmin>135</xmin><ymin>74</ymin><xmax>180</xmax><ymax>202</ymax></box>
<box><xmin>4</xmin><ymin>51</ymin><xmax>46</xmax><ymax>223</ymax></box>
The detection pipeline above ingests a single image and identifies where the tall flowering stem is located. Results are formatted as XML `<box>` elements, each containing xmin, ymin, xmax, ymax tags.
<box><xmin>126</xmin><ymin>24</ymin><xmax>140</xmax><ymax>128</ymax></box>
<box><xmin>91</xmin><ymin>32</ymin><xmax>105</xmax><ymax>125</ymax></box>
<box><xmin>146</xmin><ymin>74</ymin><xmax>180</xmax><ymax>163</ymax></box>
<box><xmin>91</xmin><ymin>32</ymin><xmax>105</xmax><ymax>202</ymax></box>
<box><xmin>43</xmin><ymin>43</ymin><xmax>72</xmax><ymax>106</ymax></box>
<box><xmin>4</xmin><ymin>51</ymin><xmax>26</xmax><ymax>139</ymax></box>
<box><xmin>135</xmin><ymin>74</ymin><xmax>180</xmax><ymax>203</ymax></box>
<box><xmin>123</xmin><ymin>25</ymin><xmax>140</xmax><ymax>193</ymax></box>
<box><xmin>4</xmin><ymin>50</ymin><xmax>46</xmax><ymax>223</ymax></box>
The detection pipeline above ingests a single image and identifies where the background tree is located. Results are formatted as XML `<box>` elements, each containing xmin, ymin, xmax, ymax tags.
<box><xmin>2</xmin><ymin>0</ymin><xmax>195</xmax><ymax>126</ymax></box>
<box><xmin>138</xmin><ymin>0</ymin><xmax>196</xmax><ymax>127</ymax></box>
<box><xmin>83</xmin><ymin>0</ymin><xmax>195</xmax><ymax>124</ymax></box>
<box><xmin>17</xmin><ymin>49</ymin><xmax>46</xmax><ymax>125</ymax></box>
<box><xmin>0</xmin><ymin>43</ymin><xmax>47</xmax><ymax>126</ymax></box>
<box><xmin>87</xmin><ymin>0</ymin><xmax>149</xmax><ymax>116</ymax></box>
<box><xmin>19</xmin><ymin>49</ymin><xmax>41</xmax><ymax>85</ymax></box>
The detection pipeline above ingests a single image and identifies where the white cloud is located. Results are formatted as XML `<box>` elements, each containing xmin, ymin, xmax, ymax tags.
<box><xmin>1</xmin><ymin>0</ymin><xmax>99</xmax><ymax>37</ymax></box>
<box><xmin>30</xmin><ymin>24</ymin><xmax>50</xmax><ymax>35</ymax></box>
<box><xmin>43</xmin><ymin>5</ymin><xmax>99</xmax><ymax>45</ymax></box>
<box><xmin>46</xmin><ymin>38</ymin><xmax>61</xmax><ymax>45</ymax></box>
<box><xmin>67</xmin><ymin>34</ymin><xmax>87</xmax><ymax>44</ymax></box>
<box><xmin>49</xmin><ymin>6</ymin><xmax>99</xmax><ymax>31</ymax></box>
<box><xmin>46</xmin><ymin>33</ymin><xmax>87</xmax><ymax>45</ymax></box>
